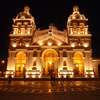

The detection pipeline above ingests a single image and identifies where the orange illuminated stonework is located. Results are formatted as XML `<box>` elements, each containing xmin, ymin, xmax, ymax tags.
<box><xmin>6</xmin><ymin>6</ymin><xmax>100</xmax><ymax>78</ymax></box>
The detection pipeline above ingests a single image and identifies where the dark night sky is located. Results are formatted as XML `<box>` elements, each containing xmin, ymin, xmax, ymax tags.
<box><xmin>0</xmin><ymin>0</ymin><xmax>100</xmax><ymax>58</ymax></box>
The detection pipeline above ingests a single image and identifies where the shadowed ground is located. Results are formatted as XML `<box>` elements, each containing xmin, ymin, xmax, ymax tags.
<box><xmin>0</xmin><ymin>80</ymin><xmax>100</xmax><ymax>100</ymax></box>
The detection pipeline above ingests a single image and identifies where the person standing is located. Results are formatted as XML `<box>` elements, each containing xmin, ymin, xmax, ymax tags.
<box><xmin>8</xmin><ymin>75</ymin><xmax>12</xmax><ymax>85</ymax></box>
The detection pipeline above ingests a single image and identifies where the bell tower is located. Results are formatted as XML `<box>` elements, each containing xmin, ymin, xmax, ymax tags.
<box><xmin>67</xmin><ymin>6</ymin><xmax>88</xmax><ymax>35</ymax></box>
<box><xmin>10</xmin><ymin>6</ymin><xmax>36</xmax><ymax>48</ymax></box>
<box><xmin>67</xmin><ymin>6</ymin><xmax>93</xmax><ymax>77</ymax></box>
<box><xmin>7</xmin><ymin>6</ymin><xmax>36</xmax><ymax>77</ymax></box>
<box><xmin>13</xmin><ymin>6</ymin><xmax>36</xmax><ymax>36</ymax></box>
<box><xmin>67</xmin><ymin>6</ymin><xmax>91</xmax><ymax>49</ymax></box>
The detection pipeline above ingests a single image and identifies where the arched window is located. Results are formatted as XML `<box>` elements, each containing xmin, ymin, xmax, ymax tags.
<box><xmin>15</xmin><ymin>51</ymin><xmax>26</xmax><ymax>75</ymax></box>
<box><xmin>63</xmin><ymin>51</ymin><xmax>67</xmax><ymax>57</ymax></box>
<box><xmin>42</xmin><ymin>49</ymin><xmax>58</xmax><ymax>75</ymax></box>
<box><xmin>73</xmin><ymin>52</ymin><xmax>84</xmax><ymax>76</ymax></box>
<box><xmin>63</xmin><ymin>61</ymin><xmax>67</xmax><ymax>66</ymax></box>
<box><xmin>16</xmin><ymin>51</ymin><xmax>26</xmax><ymax>64</ymax></box>
<box><xmin>73</xmin><ymin>52</ymin><xmax>84</xmax><ymax>64</ymax></box>
<box><xmin>33</xmin><ymin>61</ymin><xmax>36</xmax><ymax>66</ymax></box>
<box><xmin>33</xmin><ymin>51</ymin><xmax>37</xmax><ymax>57</ymax></box>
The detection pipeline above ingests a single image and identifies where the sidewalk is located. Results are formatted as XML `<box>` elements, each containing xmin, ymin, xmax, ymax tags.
<box><xmin>0</xmin><ymin>77</ymin><xmax>100</xmax><ymax>81</ymax></box>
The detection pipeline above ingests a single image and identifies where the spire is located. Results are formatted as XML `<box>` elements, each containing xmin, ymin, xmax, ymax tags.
<box><xmin>73</xmin><ymin>5</ymin><xmax>79</xmax><ymax>14</ymax></box>
<box><xmin>24</xmin><ymin>6</ymin><xmax>30</xmax><ymax>15</ymax></box>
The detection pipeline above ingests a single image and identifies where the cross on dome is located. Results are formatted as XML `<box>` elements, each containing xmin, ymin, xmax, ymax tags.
<box><xmin>73</xmin><ymin>5</ymin><xmax>79</xmax><ymax>14</ymax></box>
<box><xmin>24</xmin><ymin>6</ymin><xmax>30</xmax><ymax>15</ymax></box>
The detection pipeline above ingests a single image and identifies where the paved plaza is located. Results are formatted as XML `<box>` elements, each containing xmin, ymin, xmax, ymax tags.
<box><xmin>0</xmin><ymin>80</ymin><xmax>100</xmax><ymax>100</ymax></box>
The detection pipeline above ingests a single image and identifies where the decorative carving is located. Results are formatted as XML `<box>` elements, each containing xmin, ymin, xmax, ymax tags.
<box><xmin>67</xmin><ymin>6</ymin><xmax>88</xmax><ymax>35</ymax></box>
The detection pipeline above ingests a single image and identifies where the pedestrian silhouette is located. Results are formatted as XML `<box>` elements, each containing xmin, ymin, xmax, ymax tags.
<box><xmin>8</xmin><ymin>75</ymin><xmax>12</xmax><ymax>84</ymax></box>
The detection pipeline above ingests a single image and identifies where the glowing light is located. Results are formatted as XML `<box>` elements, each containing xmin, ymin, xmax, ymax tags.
<box><xmin>27</xmin><ymin>31</ymin><xmax>30</xmax><ymax>35</ymax></box>
<box><xmin>70</xmin><ymin>75</ymin><xmax>73</xmax><ymax>78</ymax></box>
<box><xmin>85</xmin><ymin>75</ymin><xmax>88</xmax><ymax>78</ymax></box>
<box><xmin>57</xmin><ymin>42</ymin><xmax>62</xmax><ymax>46</ymax></box>
<box><xmin>1</xmin><ymin>60</ymin><xmax>5</xmax><ymax>64</ymax></box>
<box><xmin>48</xmin><ymin>89</ymin><xmax>51</xmax><ymax>93</ymax></box>
<box><xmin>31</xmin><ymin>72</ymin><xmax>34</xmax><ymax>74</ymax></box>
<box><xmin>37</xmin><ymin>66</ymin><xmax>41</xmax><ymax>71</ymax></box>
<box><xmin>24</xmin><ymin>22</ymin><xmax>28</xmax><ymax>25</ymax></box>
<box><xmin>75</xmin><ymin>81</ymin><xmax>81</xmax><ymax>86</ymax></box>
<box><xmin>58</xmin><ymin>75</ymin><xmax>61</xmax><ymax>78</ymax></box>
<box><xmin>68</xmin><ymin>67</ymin><xmax>73</xmax><ymax>71</ymax></box>
<box><xmin>48</xmin><ymin>41</ymin><xmax>52</xmax><ymax>46</ymax></box>
<box><xmin>90</xmin><ymin>72</ymin><xmax>94</xmax><ymax>74</ymax></box>
<box><xmin>11</xmin><ymin>72</ymin><xmax>14</xmax><ymax>74</ymax></box>
<box><xmin>6</xmin><ymin>71</ymin><xmax>10</xmax><ymax>74</ymax></box>
<box><xmin>26</xmin><ymin>75</ymin><xmax>29</xmax><ymax>78</ymax></box>
<box><xmin>71</xmin><ymin>43</ymin><xmax>75</xmax><ymax>47</ymax></box>
<box><xmin>5</xmin><ymin>75</ymin><xmax>8</xmax><ymax>78</ymax></box>
<box><xmin>26</xmin><ymin>72</ymin><xmax>28</xmax><ymax>75</ymax></box>
<box><xmin>80</xmin><ymin>17</ymin><xmax>83</xmax><ymax>20</ymax></box>
<box><xmin>32</xmin><ymin>75</ymin><xmax>35</xmax><ymax>78</ymax></box>
<box><xmin>38</xmin><ymin>75</ymin><xmax>41</xmax><ymax>78</ymax></box>
<box><xmin>12</xmin><ymin>43</ymin><xmax>17</xmax><ymax>47</ymax></box>
<box><xmin>49</xmin><ymin>61</ymin><xmax>52</xmax><ymax>65</ymax></box>
<box><xmin>62</xmin><ymin>72</ymin><xmax>67</xmax><ymax>74</ymax></box>
<box><xmin>12</xmin><ymin>75</ymin><xmax>14</xmax><ymax>78</ymax></box>
<box><xmin>27</xmin><ymin>28</ymin><xmax>31</xmax><ymax>35</ymax></box>
<box><xmin>75</xmin><ymin>64</ymin><xmax>79</xmax><ymax>67</ymax></box>
<box><xmin>86</xmin><ymin>67</ymin><xmax>93</xmax><ymax>70</ymax></box>
<box><xmin>72</xmin><ymin>16</ymin><xmax>76</xmax><ymax>19</ymax></box>
<box><xmin>38</xmin><ymin>42</ymin><xmax>43</xmax><ymax>46</ymax></box>
<box><xmin>91</xmin><ymin>75</ymin><xmax>94</xmax><ymax>78</ymax></box>
<box><xmin>83</xmin><ymin>43</ymin><xmax>89</xmax><ymax>47</ymax></box>
<box><xmin>86</xmin><ymin>72</ymin><xmax>88</xmax><ymax>74</ymax></box>
<box><xmin>25</xmin><ymin>43</ymin><xmax>29</xmax><ymax>47</ymax></box>
<box><xmin>63</xmin><ymin>75</ymin><xmax>66</xmax><ymax>78</ymax></box>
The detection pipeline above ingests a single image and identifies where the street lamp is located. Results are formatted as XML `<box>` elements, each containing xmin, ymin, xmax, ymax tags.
<box><xmin>0</xmin><ymin>60</ymin><xmax>5</xmax><ymax>77</ymax></box>
<box><xmin>1</xmin><ymin>60</ymin><xmax>5</xmax><ymax>64</ymax></box>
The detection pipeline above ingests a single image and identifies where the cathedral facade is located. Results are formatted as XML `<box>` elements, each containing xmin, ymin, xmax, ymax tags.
<box><xmin>6</xmin><ymin>6</ymin><xmax>99</xmax><ymax>78</ymax></box>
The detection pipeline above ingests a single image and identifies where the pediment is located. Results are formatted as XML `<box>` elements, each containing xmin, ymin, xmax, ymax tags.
<box><xmin>32</xmin><ymin>28</ymin><xmax>68</xmax><ymax>45</ymax></box>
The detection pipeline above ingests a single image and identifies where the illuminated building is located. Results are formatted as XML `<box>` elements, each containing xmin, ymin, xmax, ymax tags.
<box><xmin>6</xmin><ymin>6</ymin><xmax>99</xmax><ymax>78</ymax></box>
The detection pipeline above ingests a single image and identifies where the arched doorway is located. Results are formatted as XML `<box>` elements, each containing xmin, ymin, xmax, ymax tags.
<box><xmin>73</xmin><ymin>52</ymin><xmax>84</xmax><ymax>77</ymax></box>
<box><xmin>15</xmin><ymin>51</ymin><xmax>26</xmax><ymax>77</ymax></box>
<box><xmin>42</xmin><ymin>49</ymin><xmax>58</xmax><ymax>76</ymax></box>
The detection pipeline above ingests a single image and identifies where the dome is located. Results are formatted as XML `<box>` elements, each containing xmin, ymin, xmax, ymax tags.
<box><xmin>68</xmin><ymin>6</ymin><xmax>86</xmax><ymax>21</ymax></box>
<box><xmin>16</xmin><ymin>6</ymin><xmax>34</xmax><ymax>19</ymax></box>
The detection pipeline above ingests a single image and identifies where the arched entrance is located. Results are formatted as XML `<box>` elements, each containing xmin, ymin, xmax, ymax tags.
<box><xmin>73</xmin><ymin>52</ymin><xmax>84</xmax><ymax>77</ymax></box>
<box><xmin>42</xmin><ymin>49</ymin><xmax>58</xmax><ymax>76</ymax></box>
<box><xmin>15</xmin><ymin>51</ymin><xmax>26</xmax><ymax>77</ymax></box>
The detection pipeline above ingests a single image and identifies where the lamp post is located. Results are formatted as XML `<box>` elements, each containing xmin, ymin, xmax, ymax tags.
<box><xmin>0</xmin><ymin>60</ymin><xmax>5</xmax><ymax>77</ymax></box>
<box><xmin>23</xmin><ymin>64</ymin><xmax>26</xmax><ymax>79</ymax></box>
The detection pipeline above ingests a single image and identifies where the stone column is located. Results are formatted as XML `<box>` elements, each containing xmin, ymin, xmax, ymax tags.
<box><xmin>59</xmin><ymin>51</ymin><xmax>63</xmax><ymax>70</ymax></box>
<box><xmin>7</xmin><ymin>51</ymin><xmax>16</xmax><ymax>71</ymax></box>
<box><xmin>26</xmin><ymin>50</ymin><xmax>33</xmax><ymax>70</ymax></box>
